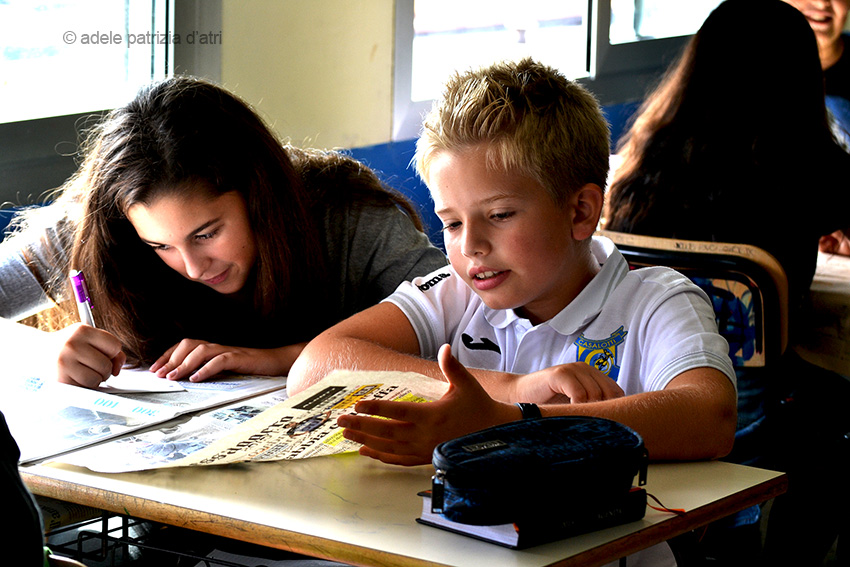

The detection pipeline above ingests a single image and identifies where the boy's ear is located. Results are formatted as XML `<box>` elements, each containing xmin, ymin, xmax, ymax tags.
<box><xmin>570</xmin><ymin>183</ymin><xmax>604</xmax><ymax>241</ymax></box>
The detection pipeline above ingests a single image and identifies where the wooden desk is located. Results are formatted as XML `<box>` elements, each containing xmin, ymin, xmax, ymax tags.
<box><xmin>795</xmin><ymin>251</ymin><xmax>850</xmax><ymax>377</ymax></box>
<box><xmin>23</xmin><ymin>454</ymin><xmax>786</xmax><ymax>567</ymax></box>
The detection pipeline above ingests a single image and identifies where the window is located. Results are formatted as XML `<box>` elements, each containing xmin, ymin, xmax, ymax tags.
<box><xmin>0</xmin><ymin>0</ymin><xmax>171</xmax><ymax>125</ymax></box>
<box><xmin>394</xmin><ymin>0</ymin><xmax>586</xmax><ymax>139</ymax></box>
<box><xmin>610</xmin><ymin>0</ymin><xmax>723</xmax><ymax>44</ymax></box>
<box><xmin>0</xmin><ymin>0</ymin><xmax>177</xmax><ymax>210</ymax></box>
<box><xmin>409</xmin><ymin>0</ymin><xmax>587</xmax><ymax>103</ymax></box>
<box><xmin>394</xmin><ymin>0</ymin><xmax>723</xmax><ymax>140</ymax></box>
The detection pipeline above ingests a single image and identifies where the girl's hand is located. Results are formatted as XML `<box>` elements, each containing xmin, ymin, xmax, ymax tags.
<box><xmin>336</xmin><ymin>344</ymin><xmax>519</xmax><ymax>466</ymax></box>
<box><xmin>513</xmin><ymin>362</ymin><xmax>624</xmax><ymax>404</ymax></box>
<box><xmin>52</xmin><ymin>323</ymin><xmax>126</xmax><ymax>389</ymax></box>
<box><xmin>151</xmin><ymin>339</ymin><xmax>305</xmax><ymax>382</ymax></box>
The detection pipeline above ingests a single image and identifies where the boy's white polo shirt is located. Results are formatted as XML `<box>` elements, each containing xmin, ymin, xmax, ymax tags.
<box><xmin>385</xmin><ymin>236</ymin><xmax>735</xmax><ymax>395</ymax></box>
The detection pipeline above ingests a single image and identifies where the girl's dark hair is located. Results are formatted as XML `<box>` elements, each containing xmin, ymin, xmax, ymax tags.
<box><xmin>285</xmin><ymin>144</ymin><xmax>424</xmax><ymax>233</ymax></box>
<box><xmin>606</xmin><ymin>0</ymin><xmax>841</xmax><ymax>238</ymax></box>
<box><xmin>65</xmin><ymin>76</ymin><xmax>326</xmax><ymax>361</ymax></box>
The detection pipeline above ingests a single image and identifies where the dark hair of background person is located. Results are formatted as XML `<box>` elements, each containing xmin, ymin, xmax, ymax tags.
<box><xmin>604</xmin><ymin>0</ymin><xmax>850</xmax><ymax>325</ymax></box>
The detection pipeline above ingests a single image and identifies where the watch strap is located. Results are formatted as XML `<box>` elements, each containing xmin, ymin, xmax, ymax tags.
<box><xmin>516</xmin><ymin>402</ymin><xmax>542</xmax><ymax>419</ymax></box>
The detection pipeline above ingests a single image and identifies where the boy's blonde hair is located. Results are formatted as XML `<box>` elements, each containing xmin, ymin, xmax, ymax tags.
<box><xmin>415</xmin><ymin>58</ymin><xmax>610</xmax><ymax>204</ymax></box>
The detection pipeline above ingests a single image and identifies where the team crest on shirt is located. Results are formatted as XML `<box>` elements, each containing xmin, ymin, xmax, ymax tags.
<box><xmin>574</xmin><ymin>326</ymin><xmax>628</xmax><ymax>380</ymax></box>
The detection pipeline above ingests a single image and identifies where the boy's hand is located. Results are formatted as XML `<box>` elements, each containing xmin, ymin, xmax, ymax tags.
<box><xmin>151</xmin><ymin>339</ymin><xmax>304</xmax><ymax>382</ymax></box>
<box><xmin>337</xmin><ymin>344</ymin><xmax>519</xmax><ymax>466</ymax></box>
<box><xmin>53</xmin><ymin>323</ymin><xmax>126</xmax><ymax>389</ymax></box>
<box><xmin>514</xmin><ymin>362</ymin><xmax>624</xmax><ymax>404</ymax></box>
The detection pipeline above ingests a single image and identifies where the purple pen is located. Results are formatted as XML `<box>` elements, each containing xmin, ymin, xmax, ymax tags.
<box><xmin>69</xmin><ymin>269</ymin><xmax>96</xmax><ymax>327</ymax></box>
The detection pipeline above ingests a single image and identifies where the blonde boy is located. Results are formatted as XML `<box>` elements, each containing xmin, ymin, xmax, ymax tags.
<box><xmin>288</xmin><ymin>58</ymin><xmax>735</xmax><ymax>470</ymax></box>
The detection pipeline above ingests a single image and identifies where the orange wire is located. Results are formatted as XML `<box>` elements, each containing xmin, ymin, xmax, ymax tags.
<box><xmin>646</xmin><ymin>492</ymin><xmax>686</xmax><ymax>516</ymax></box>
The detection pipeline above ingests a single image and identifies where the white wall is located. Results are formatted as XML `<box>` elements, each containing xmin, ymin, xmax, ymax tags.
<box><xmin>220</xmin><ymin>0</ymin><xmax>396</xmax><ymax>150</ymax></box>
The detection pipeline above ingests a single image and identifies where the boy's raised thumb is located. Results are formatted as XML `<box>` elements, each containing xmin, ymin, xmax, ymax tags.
<box><xmin>437</xmin><ymin>343</ymin><xmax>474</xmax><ymax>387</ymax></box>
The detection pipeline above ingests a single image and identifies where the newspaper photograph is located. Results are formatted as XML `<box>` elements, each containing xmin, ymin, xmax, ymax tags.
<box><xmin>59</xmin><ymin>369</ymin><xmax>449</xmax><ymax>473</ymax></box>
<box><xmin>59</xmin><ymin>388</ymin><xmax>291</xmax><ymax>473</ymax></box>
<box><xmin>4</xmin><ymin>367</ymin><xmax>287</xmax><ymax>464</ymax></box>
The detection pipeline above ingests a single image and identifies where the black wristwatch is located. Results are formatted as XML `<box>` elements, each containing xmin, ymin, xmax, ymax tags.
<box><xmin>516</xmin><ymin>402</ymin><xmax>542</xmax><ymax>419</ymax></box>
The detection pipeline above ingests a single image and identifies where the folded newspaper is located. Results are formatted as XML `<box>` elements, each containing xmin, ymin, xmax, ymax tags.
<box><xmin>4</xmin><ymin>368</ymin><xmax>288</xmax><ymax>464</ymax></box>
<box><xmin>58</xmin><ymin>369</ymin><xmax>449</xmax><ymax>473</ymax></box>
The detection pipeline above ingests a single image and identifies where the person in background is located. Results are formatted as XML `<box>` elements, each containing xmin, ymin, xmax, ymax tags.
<box><xmin>0</xmin><ymin>76</ymin><xmax>447</xmax><ymax>389</ymax></box>
<box><xmin>604</xmin><ymin>0</ymin><xmax>850</xmax><ymax>563</ymax></box>
<box><xmin>606</xmin><ymin>0</ymin><xmax>850</xmax><ymax>317</ymax></box>
<box><xmin>784</xmin><ymin>0</ymin><xmax>850</xmax><ymax>254</ymax></box>
<box><xmin>289</xmin><ymin>58</ymin><xmax>737</xmax><ymax>567</ymax></box>
<box><xmin>783</xmin><ymin>0</ymin><xmax>850</xmax><ymax>140</ymax></box>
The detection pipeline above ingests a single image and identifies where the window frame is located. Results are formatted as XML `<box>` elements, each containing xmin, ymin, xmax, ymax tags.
<box><xmin>393</xmin><ymin>0</ymin><xmax>433</xmax><ymax>142</ymax></box>
<box><xmin>392</xmin><ymin>0</ymin><xmax>692</xmax><ymax>140</ymax></box>
<box><xmin>588</xmin><ymin>0</ymin><xmax>690</xmax><ymax>79</ymax></box>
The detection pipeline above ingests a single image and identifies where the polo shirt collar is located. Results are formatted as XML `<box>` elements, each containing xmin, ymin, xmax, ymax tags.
<box><xmin>483</xmin><ymin>236</ymin><xmax>629</xmax><ymax>334</ymax></box>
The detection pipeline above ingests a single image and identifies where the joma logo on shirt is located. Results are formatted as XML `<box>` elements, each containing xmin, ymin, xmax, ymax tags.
<box><xmin>417</xmin><ymin>272</ymin><xmax>452</xmax><ymax>292</ymax></box>
<box><xmin>574</xmin><ymin>326</ymin><xmax>628</xmax><ymax>380</ymax></box>
<box><xmin>462</xmin><ymin>333</ymin><xmax>501</xmax><ymax>354</ymax></box>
